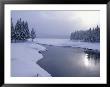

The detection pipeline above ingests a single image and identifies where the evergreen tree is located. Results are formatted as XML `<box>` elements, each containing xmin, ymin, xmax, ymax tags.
<box><xmin>15</xmin><ymin>18</ymin><xmax>22</xmax><ymax>40</ymax></box>
<box><xmin>14</xmin><ymin>18</ymin><xmax>30</xmax><ymax>41</ymax></box>
<box><xmin>70</xmin><ymin>25</ymin><xmax>100</xmax><ymax>42</ymax></box>
<box><xmin>11</xmin><ymin>18</ymin><xmax>37</xmax><ymax>42</ymax></box>
<box><xmin>24</xmin><ymin>21</ymin><xmax>30</xmax><ymax>39</ymax></box>
<box><xmin>11</xmin><ymin>18</ymin><xmax>15</xmax><ymax>42</ymax></box>
<box><xmin>20</xmin><ymin>21</ymin><xmax>25</xmax><ymax>40</ymax></box>
<box><xmin>70</xmin><ymin>32</ymin><xmax>73</xmax><ymax>40</ymax></box>
<box><xmin>31</xmin><ymin>28</ymin><xmax>36</xmax><ymax>42</ymax></box>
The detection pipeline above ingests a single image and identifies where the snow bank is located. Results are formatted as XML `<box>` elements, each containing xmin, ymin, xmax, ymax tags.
<box><xmin>11</xmin><ymin>42</ymin><xmax>51</xmax><ymax>77</ymax></box>
<box><xmin>36</xmin><ymin>38</ymin><xmax>100</xmax><ymax>51</ymax></box>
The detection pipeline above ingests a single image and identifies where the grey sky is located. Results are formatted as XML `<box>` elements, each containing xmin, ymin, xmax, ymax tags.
<box><xmin>11</xmin><ymin>10</ymin><xmax>100</xmax><ymax>38</ymax></box>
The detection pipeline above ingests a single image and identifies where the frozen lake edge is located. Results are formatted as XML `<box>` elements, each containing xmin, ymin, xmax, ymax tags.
<box><xmin>11</xmin><ymin>38</ymin><xmax>100</xmax><ymax>77</ymax></box>
<box><xmin>36</xmin><ymin>38</ymin><xmax>100</xmax><ymax>52</ymax></box>
<box><xmin>11</xmin><ymin>42</ymin><xmax>51</xmax><ymax>77</ymax></box>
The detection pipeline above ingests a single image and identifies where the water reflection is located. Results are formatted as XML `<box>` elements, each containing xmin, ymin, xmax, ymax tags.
<box><xmin>38</xmin><ymin>45</ymin><xmax>100</xmax><ymax>76</ymax></box>
<box><xmin>83</xmin><ymin>51</ymin><xmax>100</xmax><ymax>69</ymax></box>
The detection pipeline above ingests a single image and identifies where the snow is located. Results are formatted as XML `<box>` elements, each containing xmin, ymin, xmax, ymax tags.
<box><xmin>11</xmin><ymin>42</ymin><xmax>51</xmax><ymax>77</ymax></box>
<box><xmin>36</xmin><ymin>38</ymin><xmax>100</xmax><ymax>51</ymax></box>
<box><xmin>11</xmin><ymin>38</ymin><xmax>99</xmax><ymax>76</ymax></box>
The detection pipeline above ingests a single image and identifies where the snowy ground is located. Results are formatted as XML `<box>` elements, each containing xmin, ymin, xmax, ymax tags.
<box><xmin>11</xmin><ymin>38</ymin><xmax>99</xmax><ymax>77</ymax></box>
<box><xmin>36</xmin><ymin>38</ymin><xmax>100</xmax><ymax>51</ymax></box>
<box><xmin>11</xmin><ymin>41</ymin><xmax>51</xmax><ymax>77</ymax></box>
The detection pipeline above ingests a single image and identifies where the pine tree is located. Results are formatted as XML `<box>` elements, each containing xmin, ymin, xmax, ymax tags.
<box><xmin>70</xmin><ymin>32</ymin><xmax>73</xmax><ymax>40</ymax></box>
<box><xmin>11</xmin><ymin>18</ymin><xmax>15</xmax><ymax>42</ymax></box>
<box><xmin>15</xmin><ymin>18</ymin><xmax>22</xmax><ymax>40</ymax></box>
<box><xmin>11</xmin><ymin>18</ymin><xmax>37</xmax><ymax>42</ymax></box>
<box><xmin>14</xmin><ymin>18</ymin><xmax>31</xmax><ymax>41</ymax></box>
<box><xmin>70</xmin><ymin>25</ymin><xmax>100</xmax><ymax>42</ymax></box>
<box><xmin>31</xmin><ymin>28</ymin><xmax>36</xmax><ymax>42</ymax></box>
<box><xmin>20</xmin><ymin>21</ymin><xmax>25</xmax><ymax>40</ymax></box>
<box><xmin>24</xmin><ymin>21</ymin><xmax>30</xmax><ymax>39</ymax></box>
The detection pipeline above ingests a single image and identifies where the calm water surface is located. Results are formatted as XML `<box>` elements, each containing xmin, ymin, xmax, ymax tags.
<box><xmin>37</xmin><ymin>45</ymin><xmax>100</xmax><ymax>77</ymax></box>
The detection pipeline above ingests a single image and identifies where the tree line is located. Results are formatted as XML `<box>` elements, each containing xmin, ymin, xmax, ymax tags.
<box><xmin>70</xmin><ymin>25</ymin><xmax>100</xmax><ymax>42</ymax></box>
<box><xmin>11</xmin><ymin>18</ymin><xmax>36</xmax><ymax>42</ymax></box>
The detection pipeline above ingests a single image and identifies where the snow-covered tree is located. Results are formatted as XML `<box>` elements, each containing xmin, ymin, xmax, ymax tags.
<box><xmin>14</xmin><ymin>18</ymin><xmax>22</xmax><ymax>40</ymax></box>
<box><xmin>31</xmin><ymin>28</ymin><xmax>36</xmax><ymax>42</ymax></box>
<box><xmin>14</xmin><ymin>18</ymin><xmax>30</xmax><ymax>41</ymax></box>
<box><xmin>11</xmin><ymin>18</ymin><xmax>15</xmax><ymax>42</ymax></box>
<box><xmin>24</xmin><ymin>21</ymin><xmax>30</xmax><ymax>39</ymax></box>
<box><xmin>70</xmin><ymin>25</ymin><xmax>100</xmax><ymax>42</ymax></box>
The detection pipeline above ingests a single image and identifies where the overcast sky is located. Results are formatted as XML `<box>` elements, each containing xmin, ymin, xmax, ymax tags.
<box><xmin>11</xmin><ymin>10</ymin><xmax>100</xmax><ymax>38</ymax></box>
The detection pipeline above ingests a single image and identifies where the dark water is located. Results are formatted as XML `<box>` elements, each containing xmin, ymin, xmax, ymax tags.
<box><xmin>37</xmin><ymin>45</ymin><xmax>100</xmax><ymax>77</ymax></box>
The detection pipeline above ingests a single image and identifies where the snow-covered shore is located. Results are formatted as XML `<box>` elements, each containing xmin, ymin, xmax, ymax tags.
<box><xmin>11</xmin><ymin>38</ymin><xmax>99</xmax><ymax>76</ymax></box>
<box><xmin>11</xmin><ymin>42</ymin><xmax>51</xmax><ymax>77</ymax></box>
<box><xmin>36</xmin><ymin>38</ymin><xmax>100</xmax><ymax>51</ymax></box>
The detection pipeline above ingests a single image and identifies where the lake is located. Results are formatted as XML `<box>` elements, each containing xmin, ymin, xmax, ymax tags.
<box><xmin>37</xmin><ymin>45</ymin><xmax>100</xmax><ymax>77</ymax></box>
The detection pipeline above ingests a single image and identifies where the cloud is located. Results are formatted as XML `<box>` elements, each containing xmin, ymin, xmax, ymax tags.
<box><xmin>11</xmin><ymin>10</ymin><xmax>99</xmax><ymax>38</ymax></box>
